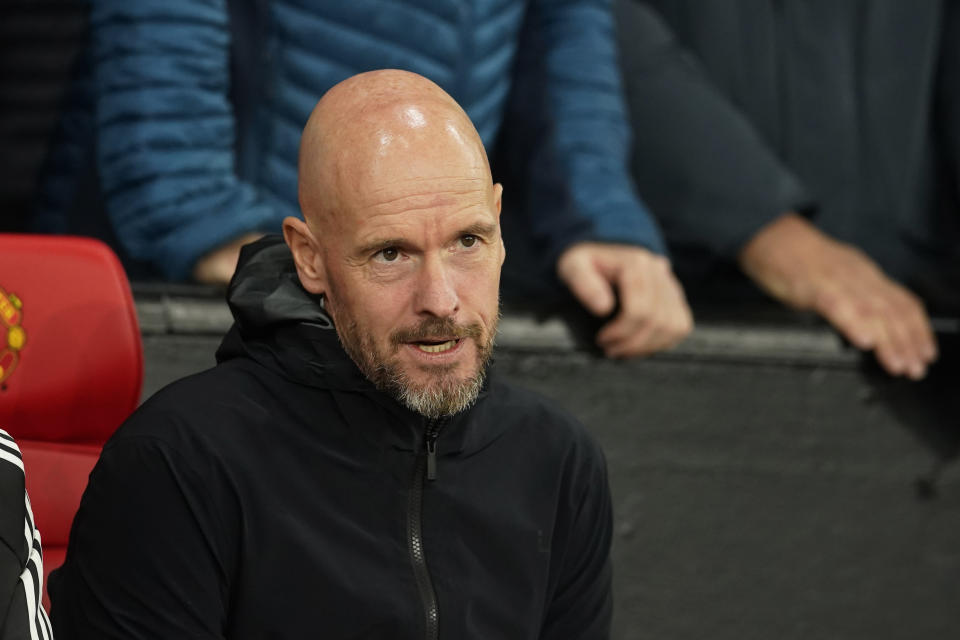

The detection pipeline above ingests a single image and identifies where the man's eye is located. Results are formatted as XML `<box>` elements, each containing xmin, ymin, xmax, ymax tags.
<box><xmin>460</xmin><ymin>235</ymin><xmax>478</xmax><ymax>248</ymax></box>
<box><xmin>377</xmin><ymin>247</ymin><xmax>399</xmax><ymax>262</ymax></box>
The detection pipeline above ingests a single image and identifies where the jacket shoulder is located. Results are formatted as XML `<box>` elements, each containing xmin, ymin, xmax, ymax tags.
<box><xmin>110</xmin><ymin>358</ymin><xmax>320</xmax><ymax>455</ymax></box>
<box><xmin>483</xmin><ymin>378</ymin><xmax>605</xmax><ymax>463</ymax></box>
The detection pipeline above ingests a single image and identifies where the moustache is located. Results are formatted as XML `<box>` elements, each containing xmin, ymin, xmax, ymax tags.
<box><xmin>390</xmin><ymin>316</ymin><xmax>484</xmax><ymax>347</ymax></box>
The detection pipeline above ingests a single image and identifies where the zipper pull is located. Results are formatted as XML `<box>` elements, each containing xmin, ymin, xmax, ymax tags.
<box><xmin>424</xmin><ymin>420</ymin><xmax>442</xmax><ymax>481</ymax></box>
<box><xmin>426</xmin><ymin>432</ymin><xmax>439</xmax><ymax>481</ymax></box>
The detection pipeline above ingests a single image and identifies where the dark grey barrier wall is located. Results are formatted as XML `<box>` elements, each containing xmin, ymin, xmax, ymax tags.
<box><xmin>137</xmin><ymin>289</ymin><xmax>960</xmax><ymax>640</ymax></box>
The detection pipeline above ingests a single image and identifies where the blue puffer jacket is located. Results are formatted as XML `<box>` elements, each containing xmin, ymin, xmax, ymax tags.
<box><xmin>37</xmin><ymin>0</ymin><xmax>664</xmax><ymax>282</ymax></box>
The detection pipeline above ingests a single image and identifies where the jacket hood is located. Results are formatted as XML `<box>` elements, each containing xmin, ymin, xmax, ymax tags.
<box><xmin>214</xmin><ymin>235</ymin><xmax>499</xmax><ymax>454</ymax></box>
<box><xmin>216</xmin><ymin>235</ymin><xmax>369</xmax><ymax>392</ymax></box>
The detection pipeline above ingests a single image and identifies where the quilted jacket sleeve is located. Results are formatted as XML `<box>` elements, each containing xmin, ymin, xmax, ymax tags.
<box><xmin>518</xmin><ymin>0</ymin><xmax>668</xmax><ymax>262</ymax></box>
<box><xmin>91</xmin><ymin>0</ymin><xmax>278</xmax><ymax>281</ymax></box>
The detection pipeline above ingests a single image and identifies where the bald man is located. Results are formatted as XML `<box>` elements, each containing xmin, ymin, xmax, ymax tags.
<box><xmin>49</xmin><ymin>71</ymin><xmax>614</xmax><ymax>640</ymax></box>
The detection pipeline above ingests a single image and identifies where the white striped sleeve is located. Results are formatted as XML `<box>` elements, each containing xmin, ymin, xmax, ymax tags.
<box><xmin>0</xmin><ymin>429</ymin><xmax>54</xmax><ymax>639</ymax></box>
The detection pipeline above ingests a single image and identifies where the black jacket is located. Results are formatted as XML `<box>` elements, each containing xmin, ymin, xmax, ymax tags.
<box><xmin>616</xmin><ymin>0</ymin><xmax>960</xmax><ymax>305</ymax></box>
<box><xmin>49</xmin><ymin>237</ymin><xmax>613</xmax><ymax>639</ymax></box>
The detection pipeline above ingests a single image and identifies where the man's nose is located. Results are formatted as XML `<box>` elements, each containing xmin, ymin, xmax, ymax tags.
<box><xmin>414</xmin><ymin>254</ymin><xmax>459</xmax><ymax>317</ymax></box>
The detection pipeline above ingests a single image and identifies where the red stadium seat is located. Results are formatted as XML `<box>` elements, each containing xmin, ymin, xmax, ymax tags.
<box><xmin>0</xmin><ymin>233</ymin><xmax>142</xmax><ymax>611</ymax></box>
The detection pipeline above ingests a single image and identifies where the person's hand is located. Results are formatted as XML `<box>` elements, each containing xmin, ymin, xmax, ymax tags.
<box><xmin>192</xmin><ymin>233</ymin><xmax>265</xmax><ymax>285</ymax></box>
<box><xmin>738</xmin><ymin>214</ymin><xmax>938</xmax><ymax>379</ymax></box>
<box><xmin>557</xmin><ymin>242</ymin><xmax>693</xmax><ymax>358</ymax></box>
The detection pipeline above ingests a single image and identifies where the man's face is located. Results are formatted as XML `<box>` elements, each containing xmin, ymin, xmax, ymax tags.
<box><xmin>318</xmin><ymin>122</ymin><xmax>504</xmax><ymax>418</ymax></box>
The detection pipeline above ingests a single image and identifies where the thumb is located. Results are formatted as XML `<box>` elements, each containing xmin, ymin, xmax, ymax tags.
<box><xmin>560</xmin><ymin>256</ymin><xmax>617</xmax><ymax>317</ymax></box>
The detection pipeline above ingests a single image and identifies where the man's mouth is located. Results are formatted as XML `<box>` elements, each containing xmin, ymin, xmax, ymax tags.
<box><xmin>412</xmin><ymin>338</ymin><xmax>460</xmax><ymax>353</ymax></box>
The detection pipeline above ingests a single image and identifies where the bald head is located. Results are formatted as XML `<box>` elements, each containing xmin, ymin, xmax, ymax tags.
<box><xmin>298</xmin><ymin>70</ymin><xmax>492</xmax><ymax>232</ymax></box>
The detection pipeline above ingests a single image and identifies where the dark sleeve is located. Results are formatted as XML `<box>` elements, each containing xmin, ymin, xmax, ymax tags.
<box><xmin>937</xmin><ymin>0</ymin><xmax>960</xmax><ymax>195</ymax></box>
<box><xmin>510</xmin><ymin>0</ymin><xmax>667</xmax><ymax>264</ymax></box>
<box><xmin>90</xmin><ymin>0</ymin><xmax>280</xmax><ymax>280</ymax></box>
<box><xmin>0</xmin><ymin>544</ymin><xmax>19</xmax><ymax>639</ymax></box>
<box><xmin>49</xmin><ymin>433</ymin><xmax>236</xmax><ymax>639</ymax></box>
<box><xmin>0</xmin><ymin>445</ymin><xmax>26</xmax><ymax>637</ymax></box>
<box><xmin>615</xmin><ymin>0</ymin><xmax>813</xmax><ymax>259</ymax></box>
<box><xmin>0</xmin><ymin>431</ymin><xmax>53</xmax><ymax>640</ymax></box>
<box><xmin>540</xmin><ymin>436</ymin><xmax>614</xmax><ymax>640</ymax></box>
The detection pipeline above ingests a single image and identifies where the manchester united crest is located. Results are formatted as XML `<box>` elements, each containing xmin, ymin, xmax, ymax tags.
<box><xmin>0</xmin><ymin>286</ymin><xmax>25</xmax><ymax>385</ymax></box>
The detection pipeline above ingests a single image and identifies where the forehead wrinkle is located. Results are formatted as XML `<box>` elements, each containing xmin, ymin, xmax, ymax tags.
<box><xmin>355</xmin><ymin>196</ymin><xmax>496</xmax><ymax>238</ymax></box>
<box><xmin>360</xmin><ymin>195</ymin><xmax>491</xmax><ymax>222</ymax></box>
<box><xmin>364</xmin><ymin>179</ymin><xmax>488</xmax><ymax>204</ymax></box>
<box><xmin>358</xmin><ymin>177</ymin><xmax>491</xmax><ymax>211</ymax></box>
<box><xmin>367</xmin><ymin>175</ymin><xmax>487</xmax><ymax>193</ymax></box>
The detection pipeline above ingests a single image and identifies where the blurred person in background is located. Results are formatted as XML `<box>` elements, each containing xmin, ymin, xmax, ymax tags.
<box><xmin>615</xmin><ymin>0</ymin><xmax>960</xmax><ymax>379</ymax></box>
<box><xmin>34</xmin><ymin>0</ymin><xmax>692</xmax><ymax>359</ymax></box>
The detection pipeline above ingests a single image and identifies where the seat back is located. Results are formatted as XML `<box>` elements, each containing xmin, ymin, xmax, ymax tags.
<box><xmin>0</xmin><ymin>233</ymin><xmax>142</xmax><ymax>610</ymax></box>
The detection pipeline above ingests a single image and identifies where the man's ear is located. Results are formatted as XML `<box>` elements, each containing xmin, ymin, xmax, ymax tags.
<box><xmin>493</xmin><ymin>183</ymin><xmax>506</xmax><ymax>264</ymax></box>
<box><xmin>282</xmin><ymin>216</ymin><xmax>327</xmax><ymax>295</ymax></box>
<box><xmin>493</xmin><ymin>183</ymin><xmax>503</xmax><ymax>218</ymax></box>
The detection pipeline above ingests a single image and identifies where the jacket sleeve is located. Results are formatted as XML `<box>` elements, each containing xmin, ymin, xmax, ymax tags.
<box><xmin>937</xmin><ymin>0</ymin><xmax>960</xmax><ymax>197</ymax></box>
<box><xmin>90</xmin><ymin>0</ymin><xmax>279</xmax><ymax>281</ymax></box>
<box><xmin>0</xmin><ymin>431</ymin><xmax>53</xmax><ymax>640</ymax></box>
<box><xmin>514</xmin><ymin>0</ymin><xmax>667</xmax><ymax>263</ymax></box>
<box><xmin>539</xmin><ymin>435</ymin><xmax>614</xmax><ymax>640</ymax></box>
<box><xmin>615</xmin><ymin>0</ymin><xmax>813</xmax><ymax>259</ymax></box>
<box><xmin>49</xmin><ymin>432</ymin><xmax>235</xmax><ymax>639</ymax></box>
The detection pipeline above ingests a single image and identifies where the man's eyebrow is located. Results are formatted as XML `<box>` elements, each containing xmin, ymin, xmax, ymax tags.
<box><xmin>354</xmin><ymin>222</ymin><xmax>498</xmax><ymax>257</ymax></box>
<box><xmin>458</xmin><ymin>222</ymin><xmax>498</xmax><ymax>238</ymax></box>
<box><xmin>355</xmin><ymin>238</ymin><xmax>408</xmax><ymax>257</ymax></box>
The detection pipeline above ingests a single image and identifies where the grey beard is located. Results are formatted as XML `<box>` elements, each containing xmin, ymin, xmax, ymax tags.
<box><xmin>379</xmin><ymin>361</ymin><xmax>487</xmax><ymax>419</ymax></box>
<box><xmin>329</xmin><ymin>304</ymin><xmax>495</xmax><ymax>419</ymax></box>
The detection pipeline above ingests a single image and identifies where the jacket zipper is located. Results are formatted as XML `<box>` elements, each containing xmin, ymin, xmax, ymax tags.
<box><xmin>425</xmin><ymin>420</ymin><xmax>441</xmax><ymax>481</ymax></box>
<box><xmin>407</xmin><ymin>418</ymin><xmax>443</xmax><ymax>640</ymax></box>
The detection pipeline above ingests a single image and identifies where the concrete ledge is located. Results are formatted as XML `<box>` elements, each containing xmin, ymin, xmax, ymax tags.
<box><xmin>135</xmin><ymin>294</ymin><xmax>856</xmax><ymax>366</ymax></box>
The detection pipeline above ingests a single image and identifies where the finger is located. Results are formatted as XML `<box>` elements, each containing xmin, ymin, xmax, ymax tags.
<box><xmin>878</xmin><ymin>290</ymin><xmax>933</xmax><ymax>379</ymax></box>
<box><xmin>604</xmin><ymin>327</ymin><xmax>661</xmax><ymax>358</ymax></box>
<box><xmin>813</xmin><ymin>286</ymin><xmax>879</xmax><ymax>351</ymax></box>
<box><xmin>603</xmin><ymin>312</ymin><xmax>691</xmax><ymax>358</ymax></box>
<box><xmin>850</xmin><ymin>288</ymin><xmax>915</xmax><ymax>377</ymax></box>
<box><xmin>889</xmin><ymin>286</ymin><xmax>938</xmax><ymax>364</ymax></box>
<box><xmin>839</xmin><ymin>260</ymin><xmax>929</xmax><ymax>377</ymax></box>
<box><xmin>559</xmin><ymin>254</ymin><xmax>617</xmax><ymax>317</ymax></box>
<box><xmin>876</xmin><ymin>302</ymin><xmax>920</xmax><ymax>378</ymax></box>
<box><xmin>600</xmin><ymin>269</ymin><xmax>693</xmax><ymax>353</ymax></box>
<box><xmin>602</xmin><ymin>306</ymin><xmax>669</xmax><ymax>358</ymax></box>
<box><xmin>874</xmin><ymin>336</ymin><xmax>909</xmax><ymax>377</ymax></box>
<box><xmin>596</xmin><ymin>311</ymin><xmax>650</xmax><ymax>351</ymax></box>
<box><xmin>816</xmin><ymin>285</ymin><xmax>909</xmax><ymax>377</ymax></box>
<box><xmin>596</xmin><ymin>267</ymin><xmax>654</xmax><ymax>347</ymax></box>
<box><xmin>602</xmin><ymin>308</ymin><xmax>681</xmax><ymax>358</ymax></box>
<box><xmin>661</xmin><ymin>276</ymin><xmax>694</xmax><ymax>347</ymax></box>
<box><xmin>843</xmin><ymin>290</ymin><xmax>913</xmax><ymax>377</ymax></box>
<box><xmin>619</xmin><ymin>298</ymin><xmax>693</xmax><ymax>355</ymax></box>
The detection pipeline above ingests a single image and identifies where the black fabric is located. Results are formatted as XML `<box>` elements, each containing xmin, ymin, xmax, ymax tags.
<box><xmin>49</xmin><ymin>235</ymin><xmax>614</xmax><ymax>639</ymax></box>
<box><xmin>0</xmin><ymin>1</ymin><xmax>88</xmax><ymax>233</ymax></box>
<box><xmin>0</xmin><ymin>431</ymin><xmax>51</xmax><ymax>640</ymax></box>
<box><xmin>616</xmin><ymin>0</ymin><xmax>960</xmax><ymax>305</ymax></box>
<box><xmin>0</xmin><ymin>462</ymin><xmax>26</xmax><ymax>639</ymax></box>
